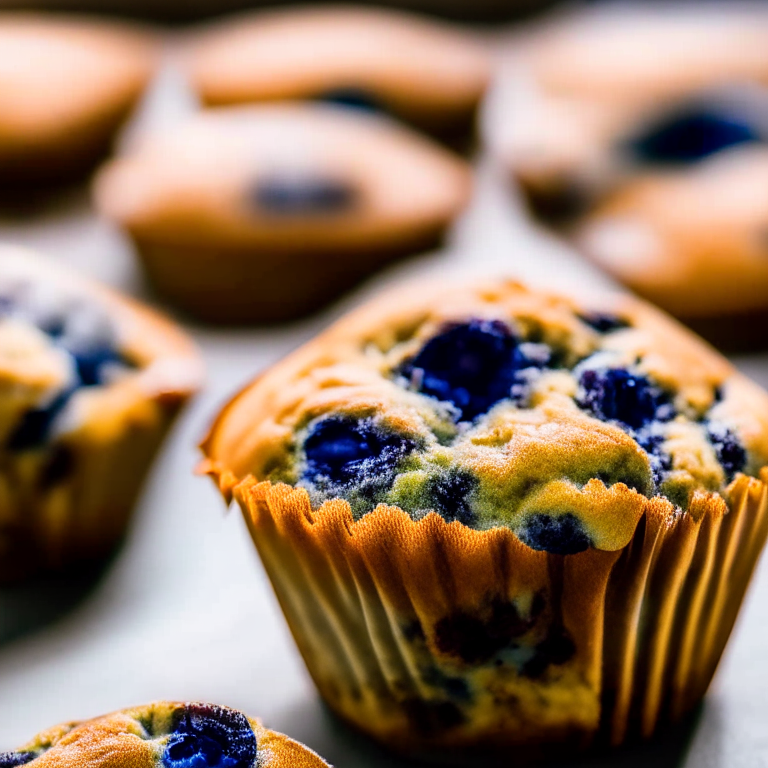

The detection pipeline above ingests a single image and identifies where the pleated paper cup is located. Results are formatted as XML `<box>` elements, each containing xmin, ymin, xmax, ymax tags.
<box><xmin>222</xmin><ymin>470</ymin><xmax>768</xmax><ymax>762</ymax></box>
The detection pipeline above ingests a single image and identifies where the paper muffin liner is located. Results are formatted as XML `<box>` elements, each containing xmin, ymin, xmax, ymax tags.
<box><xmin>0</xmin><ymin>397</ymin><xmax>183</xmax><ymax>583</ymax></box>
<box><xmin>227</xmin><ymin>471</ymin><xmax>768</xmax><ymax>761</ymax></box>
<box><xmin>129</xmin><ymin>228</ymin><xmax>448</xmax><ymax>325</ymax></box>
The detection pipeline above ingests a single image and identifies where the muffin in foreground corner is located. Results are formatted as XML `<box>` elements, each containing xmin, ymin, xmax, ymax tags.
<box><xmin>200</xmin><ymin>279</ymin><xmax>768</xmax><ymax>760</ymax></box>
<box><xmin>185</xmin><ymin>5</ymin><xmax>490</xmax><ymax>149</ymax></box>
<box><xmin>0</xmin><ymin>247</ymin><xmax>203</xmax><ymax>583</ymax></box>
<box><xmin>0</xmin><ymin>14</ymin><xmax>156</xmax><ymax>189</ymax></box>
<box><xmin>0</xmin><ymin>701</ymin><xmax>330</xmax><ymax>768</ymax></box>
<box><xmin>95</xmin><ymin>103</ymin><xmax>471</xmax><ymax>324</ymax></box>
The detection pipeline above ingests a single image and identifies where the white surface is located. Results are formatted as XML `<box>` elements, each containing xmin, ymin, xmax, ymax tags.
<box><xmin>1</xmin><ymin>61</ymin><xmax>768</xmax><ymax>768</ymax></box>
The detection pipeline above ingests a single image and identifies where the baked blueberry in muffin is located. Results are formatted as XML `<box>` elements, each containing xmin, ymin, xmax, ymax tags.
<box><xmin>202</xmin><ymin>279</ymin><xmax>768</xmax><ymax>759</ymax></box>
<box><xmin>0</xmin><ymin>702</ymin><xmax>329</xmax><ymax>768</ymax></box>
<box><xmin>625</xmin><ymin>104</ymin><xmax>761</xmax><ymax>165</ymax></box>
<box><xmin>0</xmin><ymin>248</ymin><xmax>202</xmax><ymax>582</ymax></box>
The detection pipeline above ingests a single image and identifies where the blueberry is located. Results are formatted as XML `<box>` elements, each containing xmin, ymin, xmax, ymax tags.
<box><xmin>707</xmin><ymin>423</ymin><xmax>747</xmax><ymax>482</ymax></box>
<box><xmin>6</xmin><ymin>390</ymin><xmax>72</xmax><ymax>450</ymax></box>
<box><xmin>400</xmin><ymin>320</ymin><xmax>548</xmax><ymax>421</ymax></box>
<box><xmin>303</xmin><ymin>416</ymin><xmax>417</xmax><ymax>486</ymax></box>
<box><xmin>434</xmin><ymin>599</ymin><xmax>540</xmax><ymax>665</ymax></box>
<box><xmin>0</xmin><ymin>754</ymin><xmax>35</xmax><ymax>768</ymax></box>
<box><xmin>318</xmin><ymin>87</ymin><xmax>383</xmax><ymax>113</ymax></box>
<box><xmin>425</xmin><ymin>470</ymin><xmax>477</xmax><ymax>526</ymax></box>
<box><xmin>628</xmin><ymin>107</ymin><xmax>760</xmax><ymax>164</ymax></box>
<box><xmin>163</xmin><ymin>704</ymin><xmax>257</xmax><ymax>768</ymax></box>
<box><xmin>58</xmin><ymin>306</ymin><xmax>123</xmax><ymax>387</ymax></box>
<box><xmin>520</xmin><ymin>628</ymin><xmax>576</xmax><ymax>678</ymax></box>
<box><xmin>578</xmin><ymin>312</ymin><xmax>630</xmax><ymax>334</ymax></box>
<box><xmin>578</xmin><ymin>368</ymin><xmax>673</xmax><ymax>431</ymax></box>
<box><xmin>517</xmin><ymin>513</ymin><xmax>591</xmax><ymax>555</ymax></box>
<box><xmin>68</xmin><ymin>345</ymin><xmax>122</xmax><ymax>387</ymax></box>
<box><xmin>636</xmin><ymin>430</ymin><xmax>672</xmax><ymax>489</ymax></box>
<box><xmin>251</xmin><ymin>176</ymin><xmax>357</xmax><ymax>214</ymax></box>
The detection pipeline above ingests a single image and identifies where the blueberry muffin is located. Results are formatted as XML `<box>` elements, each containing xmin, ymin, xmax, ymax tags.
<box><xmin>0</xmin><ymin>247</ymin><xmax>203</xmax><ymax>582</ymax></box>
<box><xmin>575</xmin><ymin>145</ymin><xmax>768</xmax><ymax>350</ymax></box>
<box><xmin>0</xmin><ymin>702</ymin><xmax>330</xmax><ymax>768</ymax></box>
<box><xmin>184</xmin><ymin>6</ymin><xmax>491</xmax><ymax>148</ymax></box>
<box><xmin>94</xmin><ymin>104</ymin><xmax>472</xmax><ymax>324</ymax></box>
<box><xmin>493</xmin><ymin>7</ymin><xmax>768</xmax><ymax>220</ymax></box>
<box><xmin>0</xmin><ymin>14</ymin><xmax>156</xmax><ymax>189</ymax></box>
<box><xmin>200</xmin><ymin>279</ymin><xmax>768</xmax><ymax>761</ymax></box>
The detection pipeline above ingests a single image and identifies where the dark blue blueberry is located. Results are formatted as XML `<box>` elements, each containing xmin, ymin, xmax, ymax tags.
<box><xmin>636</xmin><ymin>430</ymin><xmax>672</xmax><ymax>489</ymax></box>
<box><xmin>425</xmin><ymin>470</ymin><xmax>477</xmax><ymax>526</ymax></box>
<box><xmin>628</xmin><ymin>107</ymin><xmax>760</xmax><ymax>165</ymax></box>
<box><xmin>520</xmin><ymin>627</ymin><xmax>576</xmax><ymax>679</ymax></box>
<box><xmin>66</xmin><ymin>343</ymin><xmax>123</xmax><ymax>387</ymax></box>
<box><xmin>434</xmin><ymin>599</ymin><xmax>540</xmax><ymax>665</ymax></box>
<box><xmin>163</xmin><ymin>704</ymin><xmax>257</xmax><ymax>768</ymax></box>
<box><xmin>303</xmin><ymin>416</ymin><xmax>417</xmax><ymax>486</ymax></box>
<box><xmin>578</xmin><ymin>368</ymin><xmax>673</xmax><ymax>431</ymax></box>
<box><xmin>2</xmin><ymin>291</ymin><xmax>134</xmax><ymax>453</ymax></box>
<box><xmin>318</xmin><ymin>87</ymin><xmax>383</xmax><ymax>113</ymax></box>
<box><xmin>6</xmin><ymin>390</ymin><xmax>72</xmax><ymax>451</ymax></box>
<box><xmin>578</xmin><ymin>312</ymin><xmax>630</xmax><ymax>334</ymax></box>
<box><xmin>707</xmin><ymin>424</ymin><xmax>747</xmax><ymax>482</ymax></box>
<box><xmin>517</xmin><ymin>513</ymin><xmax>591</xmax><ymax>556</ymax></box>
<box><xmin>0</xmin><ymin>753</ymin><xmax>35</xmax><ymax>768</ymax></box>
<box><xmin>400</xmin><ymin>320</ymin><xmax>549</xmax><ymax>421</ymax></box>
<box><xmin>251</xmin><ymin>176</ymin><xmax>357</xmax><ymax>214</ymax></box>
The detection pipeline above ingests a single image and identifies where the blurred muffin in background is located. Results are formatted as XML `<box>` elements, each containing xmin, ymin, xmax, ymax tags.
<box><xmin>575</xmin><ymin>146</ymin><xmax>768</xmax><ymax>351</ymax></box>
<box><xmin>0</xmin><ymin>248</ymin><xmax>202</xmax><ymax>583</ymax></box>
<box><xmin>185</xmin><ymin>6</ymin><xmax>491</xmax><ymax>149</ymax></box>
<box><xmin>491</xmin><ymin>5</ymin><xmax>768</xmax><ymax>220</ymax></box>
<box><xmin>94</xmin><ymin>103</ymin><xmax>472</xmax><ymax>324</ymax></box>
<box><xmin>489</xmin><ymin>5</ymin><xmax>768</xmax><ymax>347</ymax></box>
<box><xmin>0</xmin><ymin>701</ymin><xmax>330</xmax><ymax>768</ymax></box>
<box><xmin>0</xmin><ymin>14</ymin><xmax>157</xmax><ymax>190</ymax></box>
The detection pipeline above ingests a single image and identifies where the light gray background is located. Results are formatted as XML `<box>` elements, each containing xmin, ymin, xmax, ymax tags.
<box><xmin>1</xmin><ymin>53</ymin><xmax>767</xmax><ymax>768</ymax></box>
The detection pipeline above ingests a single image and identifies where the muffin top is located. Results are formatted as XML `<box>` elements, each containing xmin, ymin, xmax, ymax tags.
<box><xmin>186</xmin><ymin>6</ymin><xmax>490</xmax><ymax>129</ymax></box>
<box><xmin>0</xmin><ymin>14</ymin><xmax>156</xmax><ymax>148</ymax></box>
<box><xmin>575</xmin><ymin>145</ymin><xmax>768</xmax><ymax>318</ymax></box>
<box><xmin>94</xmin><ymin>104</ymin><xmax>471</xmax><ymax>251</ymax></box>
<box><xmin>495</xmin><ymin>6</ymin><xmax>768</xmax><ymax>209</ymax></box>
<box><xmin>0</xmin><ymin>701</ymin><xmax>328</xmax><ymax>768</ymax></box>
<box><xmin>202</xmin><ymin>280</ymin><xmax>768</xmax><ymax>555</ymax></box>
<box><xmin>521</xmin><ymin>7</ymin><xmax>768</xmax><ymax>104</ymax></box>
<box><xmin>0</xmin><ymin>247</ymin><xmax>202</xmax><ymax>451</ymax></box>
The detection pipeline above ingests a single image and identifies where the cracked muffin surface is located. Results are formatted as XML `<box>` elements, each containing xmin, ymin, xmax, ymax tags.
<box><xmin>204</xmin><ymin>280</ymin><xmax>768</xmax><ymax>551</ymax></box>
<box><xmin>0</xmin><ymin>702</ymin><xmax>329</xmax><ymax>768</ymax></box>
